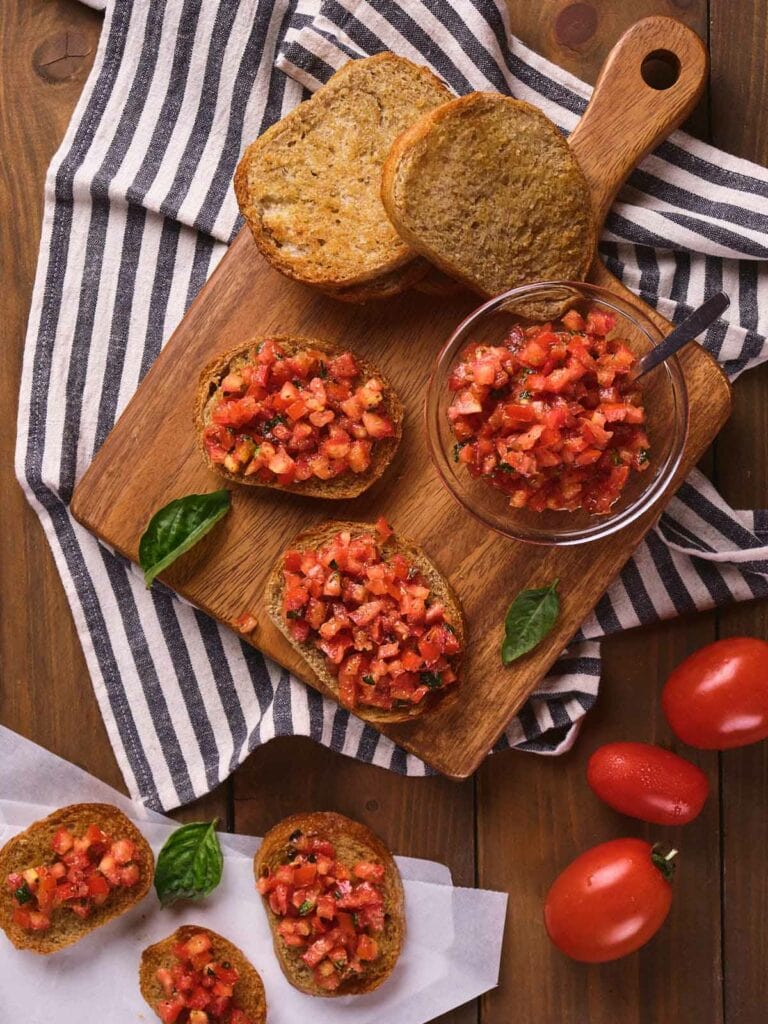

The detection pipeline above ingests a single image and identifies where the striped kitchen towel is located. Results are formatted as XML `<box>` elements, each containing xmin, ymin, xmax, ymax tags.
<box><xmin>16</xmin><ymin>0</ymin><xmax>768</xmax><ymax>811</ymax></box>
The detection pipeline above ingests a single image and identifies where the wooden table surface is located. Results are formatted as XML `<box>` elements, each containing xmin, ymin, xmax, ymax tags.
<box><xmin>1</xmin><ymin>2</ymin><xmax>766</xmax><ymax>1021</ymax></box>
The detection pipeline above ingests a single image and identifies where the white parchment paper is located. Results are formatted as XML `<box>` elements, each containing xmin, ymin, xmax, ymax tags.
<box><xmin>0</xmin><ymin>726</ymin><xmax>507</xmax><ymax>1023</ymax></box>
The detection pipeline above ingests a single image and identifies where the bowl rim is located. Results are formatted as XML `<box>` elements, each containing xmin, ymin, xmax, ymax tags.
<box><xmin>425</xmin><ymin>280</ymin><xmax>690</xmax><ymax>547</ymax></box>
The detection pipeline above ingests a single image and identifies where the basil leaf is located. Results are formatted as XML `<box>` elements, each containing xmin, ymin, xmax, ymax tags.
<box><xmin>154</xmin><ymin>820</ymin><xmax>224</xmax><ymax>907</ymax></box>
<box><xmin>502</xmin><ymin>578</ymin><xmax>560</xmax><ymax>665</ymax></box>
<box><xmin>139</xmin><ymin>490</ymin><xmax>231</xmax><ymax>587</ymax></box>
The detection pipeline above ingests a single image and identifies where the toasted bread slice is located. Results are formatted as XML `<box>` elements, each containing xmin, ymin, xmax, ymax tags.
<box><xmin>0</xmin><ymin>803</ymin><xmax>154</xmax><ymax>954</ymax></box>
<box><xmin>254</xmin><ymin>811</ymin><xmax>404</xmax><ymax>997</ymax></box>
<box><xmin>234</xmin><ymin>53</ymin><xmax>452</xmax><ymax>294</ymax></box>
<box><xmin>413</xmin><ymin>263</ymin><xmax>468</xmax><ymax>297</ymax></box>
<box><xmin>381</xmin><ymin>92</ymin><xmax>596</xmax><ymax>297</ymax></box>
<box><xmin>140</xmin><ymin>926</ymin><xmax>267</xmax><ymax>1023</ymax></box>
<box><xmin>321</xmin><ymin>256</ymin><xmax>432</xmax><ymax>303</ymax></box>
<box><xmin>264</xmin><ymin>520</ymin><xmax>465</xmax><ymax>724</ymax></box>
<box><xmin>195</xmin><ymin>335</ymin><xmax>403</xmax><ymax>498</ymax></box>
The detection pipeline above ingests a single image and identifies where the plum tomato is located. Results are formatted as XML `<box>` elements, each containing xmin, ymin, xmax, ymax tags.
<box><xmin>544</xmin><ymin>838</ymin><xmax>676</xmax><ymax>963</ymax></box>
<box><xmin>587</xmin><ymin>741</ymin><xmax>709</xmax><ymax>825</ymax></box>
<box><xmin>662</xmin><ymin>637</ymin><xmax>768</xmax><ymax>749</ymax></box>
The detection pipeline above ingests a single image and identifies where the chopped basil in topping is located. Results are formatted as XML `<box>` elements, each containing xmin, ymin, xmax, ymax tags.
<box><xmin>362</xmin><ymin>674</ymin><xmax>375</xmax><ymax>685</ymax></box>
<box><xmin>420</xmin><ymin>671</ymin><xmax>443</xmax><ymax>689</ymax></box>
<box><xmin>14</xmin><ymin>884</ymin><xmax>32</xmax><ymax>905</ymax></box>
<box><xmin>298</xmin><ymin>899</ymin><xmax>314</xmax><ymax>916</ymax></box>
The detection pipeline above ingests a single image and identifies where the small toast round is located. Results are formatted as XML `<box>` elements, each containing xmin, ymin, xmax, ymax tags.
<box><xmin>0</xmin><ymin>803</ymin><xmax>154</xmax><ymax>954</ymax></box>
<box><xmin>254</xmin><ymin>811</ymin><xmax>405</xmax><ymax>997</ymax></box>
<box><xmin>264</xmin><ymin>520</ymin><xmax>465</xmax><ymax>724</ymax></box>
<box><xmin>195</xmin><ymin>336</ymin><xmax>403</xmax><ymax>498</ymax></box>
<box><xmin>235</xmin><ymin>53</ymin><xmax>453</xmax><ymax>294</ymax></box>
<box><xmin>381</xmin><ymin>91</ymin><xmax>596</xmax><ymax>298</ymax></box>
<box><xmin>140</xmin><ymin>925</ymin><xmax>267</xmax><ymax>1023</ymax></box>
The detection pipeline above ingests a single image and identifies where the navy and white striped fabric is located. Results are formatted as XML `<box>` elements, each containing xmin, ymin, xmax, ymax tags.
<box><xmin>17</xmin><ymin>0</ymin><xmax>768</xmax><ymax>811</ymax></box>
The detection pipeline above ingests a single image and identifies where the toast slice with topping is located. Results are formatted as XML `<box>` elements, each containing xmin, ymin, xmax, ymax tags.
<box><xmin>264</xmin><ymin>520</ymin><xmax>465</xmax><ymax>723</ymax></box>
<box><xmin>254</xmin><ymin>811</ymin><xmax>404</xmax><ymax>997</ymax></box>
<box><xmin>196</xmin><ymin>336</ymin><xmax>403</xmax><ymax>499</ymax></box>
<box><xmin>140</xmin><ymin>926</ymin><xmax>267</xmax><ymax>1024</ymax></box>
<box><xmin>0</xmin><ymin>803</ymin><xmax>154</xmax><ymax>954</ymax></box>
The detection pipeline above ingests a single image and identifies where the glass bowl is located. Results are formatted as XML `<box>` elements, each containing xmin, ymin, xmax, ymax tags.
<box><xmin>425</xmin><ymin>281</ymin><xmax>689</xmax><ymax>546</ymax></box>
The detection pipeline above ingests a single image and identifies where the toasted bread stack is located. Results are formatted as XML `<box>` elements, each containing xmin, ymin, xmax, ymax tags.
<box><xmin>236</xmin><ymin>54</ymin><xmax>595</xmax><ymax>303</ymax></box>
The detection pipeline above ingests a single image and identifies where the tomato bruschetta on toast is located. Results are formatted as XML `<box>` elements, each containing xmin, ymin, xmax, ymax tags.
<box><xmin>196</xmin><ymin>335</ymin><xmax>403</xmax><ymax>498</ymax></box>
<box><xmin>0</xmin><ymin>803</ymin><xmax>153</xmax><ymax>953</ymax></box>
<box><xmin>140</xmin><ymin>926</ymin><xmax>267</xmax><ymax>1024</ymax></box>
<box><xmin>254</xmin><ymin>811</ymin><xmax>404</xmax><ymax>996</ymax></box>
<box><xmin>264</xmin><ymin>518</ymin><xmax>465</xmax><ymax>723</ymax></box>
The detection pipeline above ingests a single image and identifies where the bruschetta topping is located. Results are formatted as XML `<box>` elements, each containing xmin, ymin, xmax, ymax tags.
<box><xmin>448</xmin><ymin>307</ymin><xmax>650</xmax><ymax>514</ymax></box>
<box><xmin>257</xmin><ymin>830</ymin><xmax>386</xmax><ymax>992</ymax></box>
<box><xmin>5</xmin><ymin>823</ymin><xmax>141</xmax><ymax>932</ymax></box>
<box><xmin>279</xmin><ymin>523</ymin><xmax>462</xmax><ymax>711</ymax></box>
<box><xmin>153</xmin><ymin>931</ymin><xmax>254</xmax><ymax>1024</ymax></box>
<box><xmin>203</xmin><ymin>339</ymin><xmax>396</xmax><ymax>485</ymax></box>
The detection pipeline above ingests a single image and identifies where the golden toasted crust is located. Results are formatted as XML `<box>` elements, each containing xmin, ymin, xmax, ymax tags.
<box><xmin>254</xmin><ymin>811</ymin><xmax>404</xmax><ymax>997</ymax></box>
<box><xmin>320</xmin><ymin>257</ymin><xmax>431</xmax><ymax>303</ymax></box>
<box><xmin>0</xmin><ymin>803</ymin><xmax>154</xmax><ymax>954</ymax></box>
<box><xmin>235</xmin><ymin>53</ymin><xmax>453</xmax><ymax>294</ymax></box>
<box><xmin>264</xmin><ymin>520</ymin><xmax>465</xmax><ymax>724</ymax></box>
<box><xmin>381</xmin><ymin>92</ymin><xmax>596</xmax><ymax>297</ymax></box>
<box><xmin>195</xmin><ymin>335</ymin><xmax>403</xmax><ymax>498</ymax></box>
<box><xmin>140</xmin><ymin>926</ymin><xmax>267</xmax><ymax>1023</ymax></box>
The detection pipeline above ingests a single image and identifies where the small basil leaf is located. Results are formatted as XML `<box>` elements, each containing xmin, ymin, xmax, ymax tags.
<box><xmin>139</xmin><ymin>490</ymin><xmax>231</xmax><ymax>587</ymax></box>
<box><xmin>502</xmin><ymin>578</ymin><xmax>560</xmax><ymax>665</ymax></box>
<box><xmin>154</xmin><ymin>820</ymin><xmax>224</xmax><ymax>907</ymax></box>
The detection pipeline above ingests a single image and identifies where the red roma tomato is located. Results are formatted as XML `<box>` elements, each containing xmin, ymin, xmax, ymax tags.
<box><xmin>586</xmin><ymin>742</ymin><xmax>709</xmax><ymax>825</ymax></box>
<box><xmin>662</xmin><ymin>637</ymin><xmax>768</xmax><ymax>750</ymax></box>
<box><xmin>544</xmin><ymin>838</ymin><xmax>675</xmax><ymax>963</ymax></box>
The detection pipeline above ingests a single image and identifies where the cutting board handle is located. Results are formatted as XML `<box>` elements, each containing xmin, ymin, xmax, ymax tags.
<box><xmin>569</xmin><ymin>16</ymin><xmax>708</xmax><ymax>226</ymax></box>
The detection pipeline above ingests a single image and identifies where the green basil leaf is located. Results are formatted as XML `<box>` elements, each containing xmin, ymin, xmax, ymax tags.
<box><xmin>154</xmin><ymin>820</ymin><xmax>224</xmax><ymax>907</ymax></box>
<box><xmin>139</xmin><ymin>490</ymin><xmax>231</xmax><ymax>587</ymax></box>
<box><xmin>502</xmin><ymin>578</ymin><xmax>560</xmax><ymax>665</ymax></box>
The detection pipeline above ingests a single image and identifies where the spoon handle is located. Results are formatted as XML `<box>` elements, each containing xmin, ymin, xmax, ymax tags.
<box><xmin>634</xmin><ymin>292</ymin><xmax>730</xmax><ymax>380</ymax></box>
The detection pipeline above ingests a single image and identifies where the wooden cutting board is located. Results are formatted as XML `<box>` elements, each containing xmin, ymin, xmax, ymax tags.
<box><xmin>71</xmin><ymin>17</ymin><xmax>731</xmax><ymax>779</ymax></box>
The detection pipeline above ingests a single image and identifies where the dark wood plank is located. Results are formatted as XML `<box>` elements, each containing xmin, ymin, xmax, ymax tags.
<box><xmin>484</xmin><ymin>5</ymin><xmax>722</xmax><ymax>1022</ymax></box>
<box><xmin>709</xmin><ymin>3</ymin><xmax>768</xmax><ymax>1020</ymax></box>
<box><xmin>232</xmin><ymin>736</ymin><xmax>477</xmax><ymax>1024</ymax></box>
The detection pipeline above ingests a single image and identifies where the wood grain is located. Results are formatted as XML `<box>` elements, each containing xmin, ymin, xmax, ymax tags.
<box><xmin>709</xmin><ymin>3</ymin><xmax>768</xmax><ymax>1020</ymax></box>
<box><xmin>70</xmin><ymin>17</ymin><xmax>731</xmax><ymax>781</ymax></box>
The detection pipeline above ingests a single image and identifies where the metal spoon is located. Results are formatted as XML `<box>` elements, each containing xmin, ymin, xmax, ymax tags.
<box><xmin>631</xmin><ymin>291</ymin><xmax>730</xmax><ymax>381</ymax></box>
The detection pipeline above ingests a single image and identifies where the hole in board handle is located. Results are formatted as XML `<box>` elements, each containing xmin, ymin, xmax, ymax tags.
<box><xmin>641</xmin><ymin>49</ymin><xmax>682</xmax><ymax>90</ymax></box>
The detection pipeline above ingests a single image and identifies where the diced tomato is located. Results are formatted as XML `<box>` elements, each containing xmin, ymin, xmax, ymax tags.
<box><xmin>267</xmin><ymin>526</ymin><xmax>462</xmax><ymax>717</ymax></box>
<box><xmin>447</xmin><ymin>306</ymin><xmax>648</xmax><ymax>513</ymax></box>
<box><xmin>203</xmin><ymin>341</ymin><xmax>394</xmax><ymax>487</ymax></box>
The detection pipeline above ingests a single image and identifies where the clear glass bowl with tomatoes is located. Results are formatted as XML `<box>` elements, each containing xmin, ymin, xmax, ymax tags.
<box><xmin>426</xmin><ymin>282</ymin><xmax>688</xmax><ymax>545</ymax></box>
